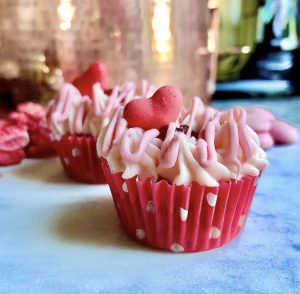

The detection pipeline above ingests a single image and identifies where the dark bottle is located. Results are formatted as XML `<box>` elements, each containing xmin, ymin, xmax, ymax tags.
<box><xmin>215</xmin><ymin>0</ymin><xmax>300</xmax><ymax>99</ymax></box>
<box><xmin>241</xmin><ymin>0</ymin><xmax>300</xmax><ymax>96</ymax></box>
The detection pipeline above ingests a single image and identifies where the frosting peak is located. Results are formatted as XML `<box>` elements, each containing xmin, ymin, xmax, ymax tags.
<box><xmin>47</xmin><ymin>80</ymin><xmax>154</xmax><ymax>140</ymax></box>
<box><xmin>97</xmin><ymin>96</ymin><xmax>268</xmax><ymax>187</ymax></box>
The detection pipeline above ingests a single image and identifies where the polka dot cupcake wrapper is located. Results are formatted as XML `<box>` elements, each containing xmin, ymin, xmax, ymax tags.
<box><xmin>54</xmin><ymin>134</ymin><xmax>106</xmax><ymax>184</ymax></box>
<box><xmin>101</xmin><ymin>158</ymin><xmax>260</xmax><ymax>253</ymax></box>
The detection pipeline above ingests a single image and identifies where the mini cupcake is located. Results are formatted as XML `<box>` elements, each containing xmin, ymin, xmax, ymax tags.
<box><xmin>0</xmin><ymin>119</ymin><xmax>29</xmax><ymax>166</ymax></box>
<box><xmin>47</xmin><ymin>62</ymin><xmax>154</xmax><ymax>184</ymax></box>
<box><xmin>13</xmin><ymin>102</ymin><xmax>56</xmax><ymax>158</ymax></box>
<box><xmin>97</xmin><ymin>85</ymin><xmax>268</xmax><ymax>252</ymax></box>
<box><xmin>0</xmin><ymin>102</ymin><xmax>54</xmax><ymax>165</ymax></box>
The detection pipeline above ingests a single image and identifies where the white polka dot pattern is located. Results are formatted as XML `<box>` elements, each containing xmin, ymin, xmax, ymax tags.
<box><xmin>206</xmin><ymin>192</ymin><xmax>217</xmax><ymax>207</ymax></box>
<box><xmin>146</xmin><ymin>201</ymin><xmax>155</xmax><ymax>213</ymax></box>
<box><xmin>238</xmin><ymin>215</ymin><xmax>246</xmax><ymax>227</ymax></box>
<box><xmin>179</xmin><ymin>208</ymin><xmax>188</xmax><ymax>221</ymax></box>
<box><xmin>72</xmin><ymin>148</ymin><xmax>80</xmax><ymax>157</ymax></box>
<box><xmin>122</xmin><ymin>182</ymin><xmax>128</xmax><ymax>193</ymax></box>
<box><xmin>209</xmin><ymin>226</ymin><xmax>221</xmax><ymax>239</ymax></box>
<box><xmin>136</xmin><ymin>229</ymin><xmax>145</xmax><ymax>239</ymax></box>
<box><xmin>170</xmin><ymin>243</ymin><xmax>184</xmax><ymax>253</ymax></box>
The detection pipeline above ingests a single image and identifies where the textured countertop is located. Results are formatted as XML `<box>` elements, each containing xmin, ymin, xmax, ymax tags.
<box><xmin>0</xmin><ymin>97</ymin><xmax>299</xmax><ymax>294</ymax></box>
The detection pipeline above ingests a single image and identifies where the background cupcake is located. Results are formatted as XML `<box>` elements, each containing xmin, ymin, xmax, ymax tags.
<box><xmin>13</xmin><ymin>102</ymin><xmax>56</xmax><ymax>158</ymax></box>
<box><xmin>0</xmin><ymin>102</ymin><xmax>54</xmax><ymax>166</ymax></box>
<box><xmin>47</xmin><ymin>62</ymin><xmax>154</xmax><ymax>184</ymax></box>
<box><xmin>97</xmin><ymin>85</ymin><xmax>268</xmax><ymax>252</ymax></box>
<box><xmin>0</xmin><ymin>118</ymin><xmax>29</xmax><ymax>166</ymax></box>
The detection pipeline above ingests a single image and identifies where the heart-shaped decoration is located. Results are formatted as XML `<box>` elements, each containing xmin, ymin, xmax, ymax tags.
<box><xmin>123</xmin><ymin>85</ymin><xmax>183</xmax><ymax>130</ymax></box>
<box><xmin>72</xmin><ymin>62</ymin><xmax>108</xmax><ymax>97</ymax></box>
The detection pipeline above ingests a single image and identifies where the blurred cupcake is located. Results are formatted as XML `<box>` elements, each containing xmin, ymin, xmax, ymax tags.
<box><xmin>13</xmin><ymin>102</ymin><xmax>56</xmax><ymax>158</ymax></box>
<box><xmin>97</xmin><ymin>85</ymin><xmax>268</xmax><ymax>252</ymax></box>
<box><xmin>0</xmin><ymin>118</ymin><xmax>29</xmax><ymax>166</ymax></box>
<box><xmin>47</xmin><ymin>62</ymin><xmax>154</xmax><ymax>184</ymax></box>
<box><xmin>0</xmin><ymin>102</ymin><xmax>54</xmax><ymax>166</ymax></box>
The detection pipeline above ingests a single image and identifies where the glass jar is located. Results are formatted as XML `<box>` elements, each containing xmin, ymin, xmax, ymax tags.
<box><xmin>0</xmin><ymin>0</ymin><xmax>219</xmax><ymax>109</ymax></box>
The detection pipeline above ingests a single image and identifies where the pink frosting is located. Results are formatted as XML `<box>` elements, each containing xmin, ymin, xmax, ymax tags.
<box><xmin>120</xmin><ymin>128</ymin><xmax>160</xmax><ymax>163</ymax></box>
<box><xmin>97</xmin><ymin>97</ymin><xmax>268</xmax><ymax>186</ymax></box>
<box><xmin>17</xmin><ymin>102</ymin><xmax>46</xmax><ymax>121</ymax></box>
<box><xmin>47</xmin><ymin>81</ymin><xmax>154</xmax><ymax>140</ymax></box>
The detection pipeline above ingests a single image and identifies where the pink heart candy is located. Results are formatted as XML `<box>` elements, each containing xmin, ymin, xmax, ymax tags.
<box><xmin>123</xmin><ymin>85</ymin><xmax>183</xmax><ymax>130</ymax></box>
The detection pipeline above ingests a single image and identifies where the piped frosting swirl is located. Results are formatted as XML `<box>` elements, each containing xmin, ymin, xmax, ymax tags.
<box><xmin>47</xmin><ymin>80</ymin><xmax>155</xmax><ymax>140</ymax></box>
<box><xmin>97</xmin><ymin>96</ymin><xmax>268</xmax><ymax>187</ymax></box>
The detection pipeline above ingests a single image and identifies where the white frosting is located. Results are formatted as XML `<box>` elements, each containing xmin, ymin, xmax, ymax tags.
<box><xmin>97</xmin><ymin>97</ymin><xmax>268</xmax><ymax>187</ymax></box>
<box><xmin>157</xmin><ymin>133</ymin><xmax>231</xmax><ymax>186</ymax></box>
<box><xmin>47</xmin><ymin>81</ymin><xmax>154</xmax><ymax>140</ymax></box>
<box><xmin>107</xmin><ymin>128</ymin><xmax>161</xmax><ymax>181</ymax></box>
<box><xmin>215</xmin><ymin>124</ymin><xmax>268</xmax><ymax>179</ymax></box>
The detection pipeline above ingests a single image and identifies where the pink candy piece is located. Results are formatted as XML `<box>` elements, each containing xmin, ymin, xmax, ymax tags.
<box><xmin>257</xmin><ymin>132</ymin><xmax>275</xmax><ymax>149</ymax></box>
<box><xmin>246</xmin><ymin>106</ymin><xmax>275</xmax><ymax>132</ymax></box>
<box><xmin>124</xmin><ymin>85</ymin><xmax>183</xmax><ymax>130</ymax></box>
<box><xmin>245</xmin><ymin>106</ymin><xmax>298</xmax><ymax>149</ymax></box>
<box><xmin>270</xmin><ymin>120</ymin><xmax>298</xmax><ymax>145</ymax></box>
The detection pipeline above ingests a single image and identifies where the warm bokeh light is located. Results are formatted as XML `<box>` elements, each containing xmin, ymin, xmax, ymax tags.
<box><xmin>208</xmin><ymin>0</ymin><xmax>219</xmax><ymax>9</ymax></box>
<box><xmin>57</xmin><ymin>0</ymin><xmax>75</xmax><ymax>31</ymax></box>
<box><xmin>207</xmin><ymin>0</ymin><xmax>219</xmax><ymax>53</ymax></box>
<box><xmin>151</xmin><ymin>0</ymin><xmax>172</xmax><ymax>62</ymax></box>
<box><xmin>241</xmin><ymin>46</ymin><xmax>251</xmax><ymax>54</ymax></box>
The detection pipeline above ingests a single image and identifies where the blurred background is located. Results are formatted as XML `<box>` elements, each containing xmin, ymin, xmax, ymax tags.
<box><xmin>0</xmin><ymin>0</ymin><xmax>299</xmax><ymax>114</ymax></box>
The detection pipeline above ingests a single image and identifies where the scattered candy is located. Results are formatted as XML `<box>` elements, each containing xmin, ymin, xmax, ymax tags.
<box><xmin>257</xmin><ymin>132</ymin><xmax>274</xmax><ymax>150</ymax></box>
<box><xmin>270</xmin><ymin>120</ymin><xmax>298</xmax><ymax>145</ymax></box>
<box><xmin>246</xmin><ymin>106</ymin><xmax>298</xmax><ymax>149</ymax></box>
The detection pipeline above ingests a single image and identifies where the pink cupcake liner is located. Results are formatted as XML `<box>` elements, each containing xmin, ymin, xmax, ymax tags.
<box><xmin>54</xmin><ymin>134</ymin><xmax>106</xmax><ymax>184</ymax></box>
<box><xmin>101</xmin><ymin>158</ymin><xmax>259</xmax><ymax>253</ymax></box>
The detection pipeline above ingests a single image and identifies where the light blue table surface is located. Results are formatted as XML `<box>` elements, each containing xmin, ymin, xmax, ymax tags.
<box><xmin>0</xmin><ymin>98</ymin><xmax>299</xmax><ymax>294</ymax></box>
